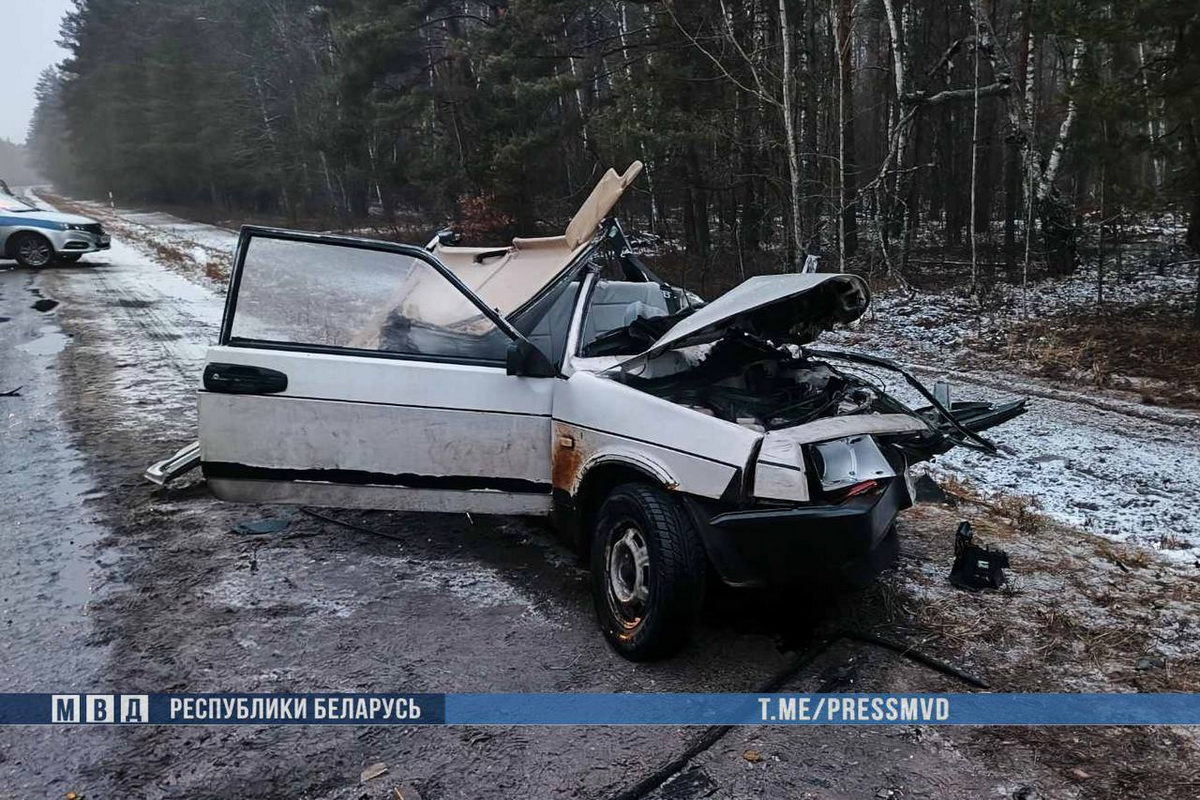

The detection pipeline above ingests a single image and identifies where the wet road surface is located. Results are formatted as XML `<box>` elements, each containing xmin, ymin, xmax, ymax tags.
<box><xmin>0</xmin><ymin>267</ymin><xmax>114</xmax><ymax>796</ymax></box>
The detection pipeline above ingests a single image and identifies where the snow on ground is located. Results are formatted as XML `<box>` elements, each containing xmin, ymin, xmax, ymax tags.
<box><xmin>831</xmin><ymin>258</ymin><xmax>1197</xmax><ymax>369</ymax></box>
<box><xmin>39</xmin><ymin>191</ymin><xmax>1200</xmax><ymax>563</ymax></box>
<box><xmin>818</xmin><ymin>349</ymin><xmax>1200</xmax><ymax>562</ymax></box>
<box><xmin>30</xmin><ymin>192</ymin><xmax>225</xmax><ymax>436</ymax></box>
<box><xmin>823</xmin><ymin>257</ymin><xmax>1200</xmax><ymax>562</ymax></box>
<box><xmin>43</xmin><ymin>193</ymin><xmax>240</xmax><ymax>293</ymax></box>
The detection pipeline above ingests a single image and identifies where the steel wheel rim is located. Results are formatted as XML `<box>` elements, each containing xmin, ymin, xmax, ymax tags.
<box><xmin>605</xmin><ymin>522</ymin><xmax>650</xmax><ymax>630</ymax></box>
<box><xmin>18</xmin><ymin>238</ymin><xmax>52</xmax><ymax>267</ymax></box>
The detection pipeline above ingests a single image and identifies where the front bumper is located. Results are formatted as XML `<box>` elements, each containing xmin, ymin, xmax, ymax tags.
<box><xmin>49</xmin><ymin>228</ymin><xmax>111</xmax><ymax>254</ymax></box>
<box><xmin>685</xmin><ymin>477</ymin><xmax>909</xmax><ymax>588</ymax></box>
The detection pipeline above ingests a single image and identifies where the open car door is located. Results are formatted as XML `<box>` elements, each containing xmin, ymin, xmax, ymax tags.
<box><xmin>197</xmin><ymin>227</ymin><xmax>558</xmax><ymax>515</ymax></box>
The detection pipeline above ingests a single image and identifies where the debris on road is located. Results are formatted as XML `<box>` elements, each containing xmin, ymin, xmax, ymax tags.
<box><xmin>1135</xmin><ymin>655</ymin><xmax>1166</xmax><ymax>671</ymax></box>
<box><xmin>144</xmin><ymin>441</ymin><xmax>200</xmax><ymax>485</ymax></box>
<box><xmin>231</xmin><ymin>515</ymin><xmax>292</xmax><ymax>536</ymax></box>
<box><xmin>949</xmin><ymin>521</ymin><xmax>1010</xmax><ymax>591</ymax></box>
<box><xmin>913</xmin><ymin>473</ymin><xmax>949</xmax><ymax>504</ymax></box>
<box><xmin>0</xmin><ymin>385</ymin><xmax>21</xmax><ymax>397</ymax></box>
<box><xmin>394</xmin><ymin>785</ymin><xmax>423</xmax><ymax>800</ymax></box>
<box><xmin>742</xmin><ymin>750</ymin><xmax>763</xmax><ymax>764</ymax></box>
<box><xmin>361</xmin><ymin>762</ymin><xmax>389</xmax><ymax>783</ymax></box>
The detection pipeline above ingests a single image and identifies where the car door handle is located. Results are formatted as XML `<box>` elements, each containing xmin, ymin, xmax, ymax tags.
<box><xmin>204</xmin><ymin>363</ymin><xmax>288</xmax><ymax>394</ymax></box>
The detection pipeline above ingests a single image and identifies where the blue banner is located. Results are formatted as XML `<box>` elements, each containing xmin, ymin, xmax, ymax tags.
<box><xmin>2</xmin><ymin>693</ymin><xmax>1199</xmax><ymax>726</ymax></box>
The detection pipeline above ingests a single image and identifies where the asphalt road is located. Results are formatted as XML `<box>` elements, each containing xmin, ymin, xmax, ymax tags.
<box><xmin>0</xmin><ymin>201</ymin><xmax>1112</xmax><ymax>799</ymax></box>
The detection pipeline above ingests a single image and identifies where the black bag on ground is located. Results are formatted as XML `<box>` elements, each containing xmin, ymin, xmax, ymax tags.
<box><xmin>949</xmin><ymin>521</ymin><xmax>1009</xmax><ymax>591</ymax></box>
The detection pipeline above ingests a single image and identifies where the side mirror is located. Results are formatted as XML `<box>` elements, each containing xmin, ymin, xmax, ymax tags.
<box><xmin>506</xmin><ymin>340</ymin><xmax>557</xmax><ymax>378</ymax></box>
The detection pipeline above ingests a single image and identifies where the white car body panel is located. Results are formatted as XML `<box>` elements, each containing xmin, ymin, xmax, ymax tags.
<box><xmin>200</xmin><ymin>392</ymin><xmax>550</xmax><ymax>484</ymax></box>
<box><xmin>199</xmin><ymin>345</ymin><xmax>555</xmax><ymax>514</ymax></box>
<box><xmin>762</xmin><ymin>413</ymin><xmax>929</xmax><ymax>447</ymax></box>
<box><xmin>550</xmin><ymin>371</ymin><xmax>758</xmax><ymax>500</ymax></box>
<box><xmin>203</xmin><ymin>346</ymin><xmax>553</xmax><ymax>415</ymax></box>
<box><xmin>754</xmin><ymin>431</ymin><xmax>811</xmax><ymax>502</ymax></box>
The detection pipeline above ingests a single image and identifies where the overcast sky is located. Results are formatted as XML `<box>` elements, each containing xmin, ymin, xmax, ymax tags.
<box><xmin>0</xmin><ymin>0</ymin><xmax>74</xmax><ymax>144</ymax></box>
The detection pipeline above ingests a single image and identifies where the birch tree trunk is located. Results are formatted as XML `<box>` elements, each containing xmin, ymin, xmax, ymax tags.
<box><xmin>1036</xmin><ymin>39</ymin><xmax>1086</xmax><ymax>203</ymax></box>
<box><xmin>881</xmin><ymin>0</ymin><xmax>909</xmax><ymax>274</ymax></box>
<box><xmin>779</xmin><ymin>0</ymin><xmax>804</xmax><ymax>269</ymax></box>
<box><xmin>1035</xmin><ymin>38</ymin><xmax>1086</xmax><ymax>275</ymax></box>
<box><xmin>833</xmin><ymin>0</ymin><xmax>858</xmax><ymax>265</ymax></box>
<box><xmin>974</xmin><ymin>5</ymin><xmax>1085</xmax><ymax>275</ymax></box>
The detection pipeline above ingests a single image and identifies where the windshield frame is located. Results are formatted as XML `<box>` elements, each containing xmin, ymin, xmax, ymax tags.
<box><xmin>0</xmin><ymin>198</ymin><xmax>40</xmax><ymax>213</ymax></box>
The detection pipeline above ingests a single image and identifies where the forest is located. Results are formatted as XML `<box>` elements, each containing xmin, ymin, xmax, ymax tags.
<box><xmin>27</xmin><ymin>0</ymin><xmax>1200</xmax><ymax>307</ymax></box>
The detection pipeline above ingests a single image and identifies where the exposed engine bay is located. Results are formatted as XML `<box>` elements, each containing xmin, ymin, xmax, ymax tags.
<box><xmin>576</xmin><ymin>267</ymin><xmax>1026</xmax><ymax>463</ymax></box>
<box><xmin>618</xmin><ymin>332</ymin><xmax>885</xmax><ymax>432</ymax></box>
<box><xmin>610</xmin><ymin>330</ymin><xmax>1027</xmax><ymax>462</ymax></box>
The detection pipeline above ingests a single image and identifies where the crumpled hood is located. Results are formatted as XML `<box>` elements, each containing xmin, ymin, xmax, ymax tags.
<box><xmin>621</xmin><ymin>273</ymin><xmax>870</xmax><ymax>365</ymax></box>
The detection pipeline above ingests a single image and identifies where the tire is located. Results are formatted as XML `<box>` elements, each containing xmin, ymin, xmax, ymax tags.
<box><xmin>590</xmin><ymin>482</ymin><xmax>707</xmax><ymax>661</ymax></box>
<box><xmin>11</xmin><ymin>233</ymin><xmax>55</xmax><ymax>268</ymax></box>
<box><xmin>55</xmin><ymin>253</ymin><xmax>83</xmax><ymax>264</ymax></box>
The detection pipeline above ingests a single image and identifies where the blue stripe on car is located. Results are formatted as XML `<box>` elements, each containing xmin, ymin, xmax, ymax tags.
<box><xmin>0</xmin><ymin>215</ymin><xmax>65</xmax><ymax>230</ymax></box>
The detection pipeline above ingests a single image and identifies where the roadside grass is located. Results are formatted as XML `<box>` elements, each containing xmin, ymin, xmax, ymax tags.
<box><xmin>995</xmin><ymin>305</ymin><xmax>1200</xmax><ymax>408</ymax></box>
<box><xmin>857</xmin><ymin>492</ymin><xmax>1200</xmax><ymax>798</ymax></box>
<box><xmin>886</xmin><ymin>498</ymin><xmax>1198</xmax><ymax>691</ymax></box>
<box><xmin>40</xmin><ymin>191</ymin><xmax>233</xmax><ymax>287</ymax></box>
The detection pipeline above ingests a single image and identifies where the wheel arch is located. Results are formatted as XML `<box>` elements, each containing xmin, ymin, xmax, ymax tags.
<box><xmin>558</xmin><ymin>455</ymin><xmax>674</xmax><ymax>562</ymax></box>
<box><xmin>5</xmin><ymin>228</ymin><xmax>54</xmax><ymax>259</ymax></box>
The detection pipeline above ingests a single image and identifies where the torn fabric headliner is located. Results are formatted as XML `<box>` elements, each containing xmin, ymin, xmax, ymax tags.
<box><xmin>422</xmin><ymin>162</ymin><xmax>645</xmax><ymax>319</ymax></box>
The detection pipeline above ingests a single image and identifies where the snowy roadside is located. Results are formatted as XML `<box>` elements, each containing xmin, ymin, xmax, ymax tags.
<box><xmin>824</xmin><ymin>264</ymin><xmax>1200</xmax><ymax>563</ymax></box>
<box><xmin>34</xmin><ymin>190</ymin><xmax>239</xmax><ymax>293</ymax></box>
<box><xmin>33</xmin><ymin>191</ymin><xmax>1200</xmax><ymax>563</ymax></box>
<box><xmin>836</xmin><ymin>230</ymin><xmax>1197</xmax><ymax>377</ymax></box>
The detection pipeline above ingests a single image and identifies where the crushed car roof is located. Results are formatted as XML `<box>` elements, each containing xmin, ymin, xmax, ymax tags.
<box><xmin>428</xmin><ymin>162</ymin><xmax>644</xmax><ymax>317</ymax></box>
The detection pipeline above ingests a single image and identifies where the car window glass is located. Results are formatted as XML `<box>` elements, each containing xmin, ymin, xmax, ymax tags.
<box><xmin>0</xmin><ymin>196</ymin><xmax>35</xmax><ymax>212</ymax></box>
<box><xmin>230</xmin><ymin>235</ymin><xmax>510</xmax><ymax>362</ymax></box>
<box><xmin>511</xmin><ymin>277</ymin><xmax>583</xmax><ymax>365</ymax></box>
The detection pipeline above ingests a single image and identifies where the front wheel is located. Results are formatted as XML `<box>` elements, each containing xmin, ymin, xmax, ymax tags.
<box><xmin>12</xmin><ymin>233</ymin><xmax>54</xmax><ymax>268</ymax></box>
<box><xmin>590</xmin><ymin>483</ymin><xmax>707</xmax><ymax>661</ymax></box>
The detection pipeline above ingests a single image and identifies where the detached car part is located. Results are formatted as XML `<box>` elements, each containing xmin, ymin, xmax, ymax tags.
<box><xmin>144</xmin><ymin>441</ymin><xmax>201</xmax><ymax>485</ymax></box>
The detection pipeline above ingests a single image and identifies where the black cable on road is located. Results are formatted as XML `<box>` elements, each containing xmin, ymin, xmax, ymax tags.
<box><xmin>606</xmin><ymin>634</ymin><xmax>839</xmax><ymax>800</ymax></box>
<box><xmin>299</xmin><ymin>507</ymin><xmax>410</xmax><ymax>543</ymax></box>
<box><xmin>838</xmin><ymin>629</ymin><xmax>990</xmax><ymax>689</ymax></box>
<box><xmin>606</xmin><ymin>630</ymin><xmax>990</xmax><ymax>800</ymax></box>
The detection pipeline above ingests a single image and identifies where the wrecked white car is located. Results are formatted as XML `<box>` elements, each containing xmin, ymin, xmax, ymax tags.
<box><xmin>150</xmin><ymin>163</ymin><xmax>1025</xmax><ymax>660</ymax></box>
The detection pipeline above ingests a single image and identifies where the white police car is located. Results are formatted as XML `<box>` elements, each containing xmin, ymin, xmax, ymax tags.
<box><xmin>0</xmin><ymin>193</ymin><xmax>110</xmax><ymax>267</ymax></box>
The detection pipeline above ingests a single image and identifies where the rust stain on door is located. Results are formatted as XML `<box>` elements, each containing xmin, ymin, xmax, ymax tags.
<box><xmin>551</xmin><ymin>422</ymin><xmax>587</xmax><ymax>492</ymax></box>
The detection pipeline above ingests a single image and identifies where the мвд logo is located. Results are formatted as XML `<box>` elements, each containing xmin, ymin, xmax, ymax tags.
<box><xmin>50</xmin><ymin>694</ymin><xmax>149</xmax><ymax>723</ymax></box>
